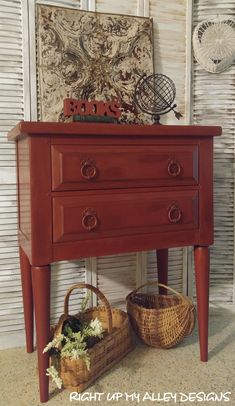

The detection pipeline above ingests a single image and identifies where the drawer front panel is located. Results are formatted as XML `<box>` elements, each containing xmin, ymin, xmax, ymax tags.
<box><xmin>51</xmin><ymin>144</ymin><xmax>198</xmax><ymax>191</ymax></box>
<box><xmin>53</xmin><ymin>189</ymin><xmax>199</xmax><ymax>243</ymax></box>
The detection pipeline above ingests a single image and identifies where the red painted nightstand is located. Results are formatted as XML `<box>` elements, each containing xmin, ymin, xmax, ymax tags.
<box><xmin>8</xmin><ymin>121</ymin><xmax>221</xmax><ymax>402</ymax></box>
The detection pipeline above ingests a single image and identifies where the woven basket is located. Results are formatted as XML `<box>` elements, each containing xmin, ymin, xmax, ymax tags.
<box><xmin>126</xmin><ymin>282</ymin><xmax>195</xmax><ymax>349</ymax></box>
<box><xmin>51</xmin><ymin>283</ymin><xmax>133</xmax><ymax>392</ymax></box>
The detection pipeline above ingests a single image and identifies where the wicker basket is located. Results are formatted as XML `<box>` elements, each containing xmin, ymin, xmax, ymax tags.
<box><xmin>51</xmin><ymin>283</ymin><xmax>133</xmax><ymax>392</ymax></box>
<box><xmin>126</xmin><ymin>282</ymin><xmax>195</xmax><ymax>349</ymax></box>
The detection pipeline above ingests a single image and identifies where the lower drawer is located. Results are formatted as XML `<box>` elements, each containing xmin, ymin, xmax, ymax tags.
<box><xmin>52</xmin><ymin>189</ymin><xmax>199</xmax><ymax>243</ymax></box>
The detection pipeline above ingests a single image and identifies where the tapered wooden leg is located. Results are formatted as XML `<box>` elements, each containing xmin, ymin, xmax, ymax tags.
<box><xmin>194</xmin><ymin>246</ymin><xmax>209</xmax><ymax>362</ymax></box>
<box><xmin>19</xmin><ymin>247</ymin><xmax>34</xmax><ymax>353</ymax></box>
<box><xmin>157</xmin><ymin>249</ymin><xmax>168</xmax><ymax>295</ymax></box>
<box><xmin>32</xmin><ymin>265</ymin><xmax>51</xmax><ymax>403</ymax></box>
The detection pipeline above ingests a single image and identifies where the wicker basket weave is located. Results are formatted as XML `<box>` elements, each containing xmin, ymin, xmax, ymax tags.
<box><xmin>51</xmin><ymin>283</ymin><xmax>133</xmax><ymax>392</ymax></box>
<box><xmin>126</xmin><ymin>282</ymin><xmax>195</xmax><ymax>349</ymax></box>
<box><xmin>193</xmin><ymin>17</ymin><xmax>235</xmax><ymax>73</ymax></box>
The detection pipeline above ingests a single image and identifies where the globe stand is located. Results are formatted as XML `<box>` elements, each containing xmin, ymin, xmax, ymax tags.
<box><xmin>153</xmin><ymin>104</ymin><xmax>180</xmax><ymax>125</ymax></box>
<box><xmin>153</xmin><ymin>114</ymin><xmax>161</xmax><ymax>125</ymax></box>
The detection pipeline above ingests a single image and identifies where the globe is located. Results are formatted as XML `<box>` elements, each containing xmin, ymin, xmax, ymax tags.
<box><xmin>134</xmin><ymin>73</ymin><xmax>182</xmax><ymax>124</ymax></box>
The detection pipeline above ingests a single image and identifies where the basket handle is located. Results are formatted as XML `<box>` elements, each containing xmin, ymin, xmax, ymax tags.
<box><xmin>55</xmin><ymin>283</ymin><xmax>113</xmax><ymax>336</ymax></box>
<box><xmin>127</xmin><ymin>281</ymin><xmax>191</xmax><ymax>303</ymax></box>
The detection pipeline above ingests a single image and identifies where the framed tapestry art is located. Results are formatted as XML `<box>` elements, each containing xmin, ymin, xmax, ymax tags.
<box><xmin>36</xmin><ymin>5</ymin><xmax>154</xmax><ymax>124</ymax></box>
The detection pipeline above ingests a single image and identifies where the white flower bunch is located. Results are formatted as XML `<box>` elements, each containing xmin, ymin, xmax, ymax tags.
<box><xmin>43</xmin><ymin>315</ymin><xmax>105</xmax><ymax>389</ymax></box>
<box><xmin>43</xmin><ymin>334</ymin><xmax>65</xmax><ymax>354</ymax></box>
<box><xmin>46</xmin><ymin>366</ymin><xmax>63</xmax><ymax>389</ymax></box>
<box><xmin>82</xmin><ymin>317</ymin><xmax>104</xmax><ymax>339</ymax></box>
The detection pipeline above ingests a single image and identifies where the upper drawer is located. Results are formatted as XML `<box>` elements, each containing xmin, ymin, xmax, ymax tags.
<box><xmin>51</xmin><ymin>144</ymin><xmax>199</xmax><ymax>191</ymax></box>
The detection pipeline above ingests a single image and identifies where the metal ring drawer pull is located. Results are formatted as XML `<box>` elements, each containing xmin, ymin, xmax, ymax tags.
<box><xmin>168</xmin><ymin>204</ymin><xmax>182</xmax><ymax>223</ymax></box>
<box><xmin>81</xmin><ymin>159</ymin><xmax>97</xmax><ymax>180</ymax></box>
<box><xmin>167</xmin><ymin>159</ymin><xmax>181</xmax><ymax>177</ymax></box>
<box><xmin>82</xmin><ymin>208</ymin><xmax>98</xmax><ymax>231</ymax></box>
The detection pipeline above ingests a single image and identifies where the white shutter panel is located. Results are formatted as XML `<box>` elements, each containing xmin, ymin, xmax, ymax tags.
<box><xmin>0</xmin><ymin>0</ymin><xmax>24</xmax><ymax>348</ymax></box>
<box><xmin>192</xmin><ymin>1</ymin><xmax>235</xmax><ymax>303</ymax></box>
<box><xmin>97</xmin><ymin>253</ymin><xmax>137</xmax><ymax>309</ymax></box>
<box><xmin>50</xmin><ymin>260</ymin><xmax>87</xmax><ymax>325</ymax></box>
<box><xmin>149</xmin><ymin>0</ymin><xmax>187</xmax><ymax>125</ymax></box>
<box><xmin>92</xmin><ymin>1</ymin><xmax>149</xmax><ymax>306</ymax></box>
<box><xmin>96</xmin><ymin>0</ymin><xmax>138</xmax><ymax>15</ymax></box>
<box><xmin>36</xmin><ymin>0</ymin><xmax>82</xmax><ymax>8</ymax></box>
<box><xmin>147</xmin><ymin>249</ymin><xmax>185</xmax><ymax>292</ymax></box>
<box><xmin>93</xmin><ymin>0</ymin><xmax>187</xmax><ymax>300</ymax></box>
<box><xmin>0</xmin><ymin>0</ymin><xmax>90</xmax><ymax>350</ymax></box>
<box><xmin>147</xmin><ymin>0</ymin><xmax>187</xmax><ymax>293</ymax></box>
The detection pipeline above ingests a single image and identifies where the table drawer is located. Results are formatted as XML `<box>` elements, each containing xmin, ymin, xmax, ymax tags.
<box><xmin>51</xmin><ymin>144</ymin><xmax>198</xmax><ymax>191</ymax></box>
<box><xmin>53</xmin><ymin>189</ymin><xmax>199</xmax><ymax>243</ymax></box>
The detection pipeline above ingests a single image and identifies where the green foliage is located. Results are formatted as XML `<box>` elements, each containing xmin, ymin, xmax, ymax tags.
<box><xmin>61</xmin><ymin>331</ymin><xmax>91</xmax><ymax>370</ymax></box>
<box><xmin>80</xmin><ymin>291</ymin><xmax>91</xmax><ymax>313</ymax></box>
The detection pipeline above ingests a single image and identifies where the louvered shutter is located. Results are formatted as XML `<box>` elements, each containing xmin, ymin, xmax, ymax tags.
<box><xmin>146</xmin><ymin>1</ymin><xmax>188</xmax><ymax>293</ymax></box>
<box><xmin>0</xmin><ymin>0</ymin><xmax>89</xmax><ymax>350</ymax></box>
<box><xmin>95</xmin><ymin>0</ymin><xmax>187</xmax><ymax>304</ymax></box>
<box><xmin>91</xmin><ymin>1</ymin><xmax>151</xmax><ymax>306</ymax></box>
<box><xmin>96</xmin><ymin>0</ymin><xmax>138</xmax><ymax>15</ymax></box>
<box><xmin>0</xmin><ymin>0</ymin><xmax>25</xmax><ymax>348</ymax></box>
<box><xmin>147</xmin><ymin>249</ymin><xmax>185</xmax><ymax>292</ymax></box>
<box><xmin>149</xmin><ymin>0</ymin><xmax>187</xmax><ymax>125</ymax></box>
<box><xmin>96</xmin><ymin>253</ymin><xmax>137</xmax><ymax>308</ymax></box>
<box><xmin>36</xmin><ymin>0</ymin><xmax>82</xmax><ymax>8</ymax></box>
<box><xmin>192</xmin><ymin>1</ymin><xmax>235</xmax><ymax>303</ymax></box>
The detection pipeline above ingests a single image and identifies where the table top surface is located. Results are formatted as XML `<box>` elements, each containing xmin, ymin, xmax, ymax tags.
<box><xmin>8</xmin><ymin>121</ymin><xmax>222</xmax><ymax>141</ymax></box>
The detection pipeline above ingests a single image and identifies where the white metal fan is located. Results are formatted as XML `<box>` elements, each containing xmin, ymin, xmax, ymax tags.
<box><xmin>193</xmin><ymin>17</ymin><xmax>235</xmax><ymax>73</ymax></box>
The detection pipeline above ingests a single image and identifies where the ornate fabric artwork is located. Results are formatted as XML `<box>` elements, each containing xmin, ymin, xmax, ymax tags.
<box><xmin>36</xmin><ymin>5</ymin><xmax>154</xmax><ymax>124</ymax></box>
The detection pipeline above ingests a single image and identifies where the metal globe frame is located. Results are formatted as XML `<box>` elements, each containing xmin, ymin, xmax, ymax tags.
<box><xmin>134</xmin><ymin>73</ymin><xmax>182</xmax><ymax>124</ymax></box>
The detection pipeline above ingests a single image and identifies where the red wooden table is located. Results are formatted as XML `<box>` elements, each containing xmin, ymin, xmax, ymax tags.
<box><xmin>8</xmin><ymin>121</ymin><xmax>221</xmax><ymax>402</ymax></box>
